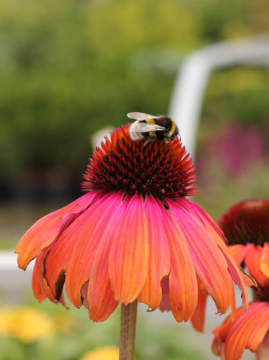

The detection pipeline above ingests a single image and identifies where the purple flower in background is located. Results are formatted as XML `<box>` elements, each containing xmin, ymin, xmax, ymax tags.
<box><xmin>208</xmin><ymin>124</ymin><xmax>265</xmax><ymax>177</ymax></box>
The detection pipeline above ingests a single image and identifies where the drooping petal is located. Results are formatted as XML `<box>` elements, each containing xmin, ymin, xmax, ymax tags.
<box><xmin>179</xmin><ymin>198</ymin><xmax>223</xmax><ymax>237</ymax></box>
<box><xmin>32</xmin><ymin>249</ymin><xmax>52</xmax><ymax>302</ymax></box>
<box><xmin>216</xmin><ymin>239</ymin><xmax>248</xmax><ymax>308</ymax></box>
<box><xmin>161</xmin><ymin>205</ymin><xmax>198</xmax><ymax>322</ymax></box>
<box><xmin>225</xmin><ymin>302</ymin><xmax>269</xmax><ymax>360</ymax></box>
<box><xmin>191</xmin><ymin>283</ymin><xmax>208</xmax><ymax>332</ymax></box>
<box><xmin>88</xmin><ymin>263</ymin><xmax>118</xmax><ymax>322</ymax></box>
<box><xmin>170</xmin><ymin>199</ymin><xmax>233</xmax><ymax>314</ymax></box>
<box><xmin>16</xmin><ymin>192</ymin><xmax>95</xmax><ymax>269</ymax></box>
<box><xmin>138</xmin><ymin>196</ymin><xmax>170</xmax><ymax>310</ymax></box>
<box><xmin>109</xmin><ymin>195</ymin><xmax>149</xmax><ymax>304</ymax></box>
<box><xmin>181</xmin><ymin>199</ymin><xmax>249</xmax><ymax>308</ymax></box>
<box><xmin>64</xmin><ymin>193</ymin><xmax>120</xmax><ymax>307</ymax></box>
<box><xmin>84</xmin><ymin>195</ymin><xmax>128</xmax><ymax>321</ymax></box>
<box><xmin>159</xmin><ymin>276</ymin><xmax>170</xmax><ymax>311</ymax></box>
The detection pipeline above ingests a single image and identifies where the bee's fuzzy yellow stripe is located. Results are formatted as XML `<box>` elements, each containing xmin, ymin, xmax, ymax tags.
<box><xmin>168</xmin><ymin>120</ymin><xmax>176</xmax><ymax>137</ymax></box>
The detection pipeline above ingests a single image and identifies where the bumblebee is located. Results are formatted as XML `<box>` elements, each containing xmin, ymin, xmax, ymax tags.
<box><xmin>127</xmin><ymin>112</ymin><xmax>179</xmax><ymax>144</ymax></box>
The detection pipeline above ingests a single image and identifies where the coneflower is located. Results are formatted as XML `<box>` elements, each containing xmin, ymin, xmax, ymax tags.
<box><xmin>212</xmin><ymin>199</ymin><xmax>269</xmax><ymax>360</ymax></box>
<box><xmin>16</xmin><ymin>120</ymin><xmax>248</xmax><ymax>360</ymax></box>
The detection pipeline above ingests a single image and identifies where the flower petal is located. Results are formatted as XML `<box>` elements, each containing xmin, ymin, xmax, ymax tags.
<box><xmin>162</xmin><ymin>206</ymin><xmax>198</xmax><ymax>322</ymax></box>
<box><xmin>159</xmin><ymin>276</ymin><xmax>170</xmax><ymax>311</ymax></box>
<box><xmin>170</xmin><ymin>200</ymin><xmax>233</xmax><ymax>314</ymax></box>
<box><xmin>138</xmin><ymin>196</ymin><xmax>170</xmax><ymax>310</ymax></box>
<box><xmin>16</xmin><ymin>192</ymin><xmax>95</xmax><ymax>269</ymax></box>
<box><xmin>225</xmin><ymin>302</ymin><xmax>269</xmax><ymax>360</ymax></box>
<box><xmin>191</xmin><ymin>284</ymin><xmax>208</xmax><ymax>332</ymax></box>
<box><xmin>261</xmin><ymin>243</ymin><xmax>269</xmax><ymax>278</ymax></box>
<box><xmin>32</xmin><ymin>249</ymin><xmax>52</xmax><ymax>302</ymax></box>
<box><xmin>182</xmin><ymin>200</ymin><xmax>249</xmax><ymax>308</ymax></box>
<box><xmin>64</xmin><ymin>193</ymin><xmax>120</xmax><ymax>307</ymax></box>
<box><xmin>109</xmin><ymin>195</ymin><xmax>149</xmax><ymax>304</ymax></box>
<box><xmin>87</xmin><ymin>266</ymin><xmax>118</xmax><ymax>322</ymax></box>
<box><xmin>229</xmin><ymin>245</ymin><xmax>248</xmax><ymax>265</ymax></box>
<box><xmin>245</xmin><ymin>245</ymin><xmax>269</xmax><ymax>286</ymax></box>
<box><xmin>257</xmin><ymin>330</ymin><xmax>269</xmax><ymax>360</ymax></box>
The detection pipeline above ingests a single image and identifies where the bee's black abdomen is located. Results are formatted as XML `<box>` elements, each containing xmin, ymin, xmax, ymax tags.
<box><xmin>155</xmin><ymin>116</ymin><xmax>172</xmax><ymax>130</ymax></box>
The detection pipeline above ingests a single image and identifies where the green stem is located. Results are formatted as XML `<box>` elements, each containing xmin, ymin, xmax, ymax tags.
<box><xmin>119</xmin><ymin>301</ymin><xmax>137</xmax><ymax>360</ymax></box>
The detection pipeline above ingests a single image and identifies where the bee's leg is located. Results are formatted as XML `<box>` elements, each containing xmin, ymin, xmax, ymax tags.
<box><xmin>164</xmin><ymin>138</ymin><xmax>170</xmax><ymax>144</ymax></box>
<box><xmin>144</xmin><ymin>138</ymin><xmax>154</xmax><ymax>147</ymax></box>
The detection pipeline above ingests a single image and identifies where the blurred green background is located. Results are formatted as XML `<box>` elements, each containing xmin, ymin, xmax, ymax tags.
<box><xmin>0</xmin><ymin>0</ymin><xmax>269</xmax><ymax>359</ymax></box>
<box><xmin>0</xmin><ymin>0</ymin><xmax>269</xmax><ymax>214</ymax></box>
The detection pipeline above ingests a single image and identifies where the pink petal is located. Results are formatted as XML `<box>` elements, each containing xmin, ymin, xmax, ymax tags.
<box><xmin>64</xmin><ymin>193</ymin><xmax>121</xmax><ymax>307</ymax></box>
<box><xmin>16</xmin><ymin>192</ymin><xmax>96</xmax><ymax>269</ymax></box>
<box><xmin>180</xmin><ymin>199</ymin><xmax>249</xmax><ymax>309</ymax></box>
<box><xmin>170</xmin><ymin>200</ymin><xmax>233</xmax><ymax>314</ymax></box>
<box><xmin>159</xmin><ymin>276</ymin><xmax>171</xmax><ymax>311</ymax></box>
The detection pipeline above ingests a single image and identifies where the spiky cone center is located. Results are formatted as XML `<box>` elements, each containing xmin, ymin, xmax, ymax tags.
<box><xmin>219</xmin><ymin>199</ymin><xmax>269</xmax><ymax>246</ymax></box>
<box><xmin>83</xmin><ymin>124</ymin><xmax>196</xmax><ymax>203</ymax></box>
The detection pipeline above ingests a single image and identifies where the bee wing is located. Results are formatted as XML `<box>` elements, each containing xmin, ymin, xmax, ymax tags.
<box><xmin>127</xmin><ymin>112</ymin><xmax>158</xmax><ymax>120</ymax></box>
<box><xmin>136</xmin><ymin>122</ymin><xmax>165</xmax><ymax>133</ymax></box>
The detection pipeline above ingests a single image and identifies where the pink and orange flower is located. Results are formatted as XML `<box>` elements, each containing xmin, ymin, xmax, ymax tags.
<box><xmin>212</xmin><ymin>199</ymin><xmax>269</xmax><ymax>360</ymax></box>
<box><xmin>16</xmin><ymin>124</ymin><xmax>247</xmax><ymax>323</ymax></box>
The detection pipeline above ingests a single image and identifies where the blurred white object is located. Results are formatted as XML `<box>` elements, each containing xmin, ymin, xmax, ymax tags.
<box><xmin>91</xmin><ymin>126</ymin><xmax>113</xmax><ymax>149</ymax></box>
<box><xmin>0</xmin><ymin>251</ymin><xmax>33</xmax><ymax>303</ymax></box>
<box><xmin>2</xmin><ymin>37</ymin><xmax>269</xmax><ymax>308</ymax></box>
<box><xmin>169</xmin><ymin>36</ymin><xmax>269</xmax><ymax>157</ymax></box>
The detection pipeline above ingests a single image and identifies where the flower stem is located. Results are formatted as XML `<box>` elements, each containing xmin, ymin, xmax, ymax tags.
<box><xmin>119</xmin><ymin>301</ymin><xmax>137</xmax><ymax>360</ymax></box>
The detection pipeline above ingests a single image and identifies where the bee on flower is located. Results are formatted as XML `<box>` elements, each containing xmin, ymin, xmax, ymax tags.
<box><xmin>15</xmin><ymin>113</ymin><xmax>248</xmax><ymax>359</ymax></box>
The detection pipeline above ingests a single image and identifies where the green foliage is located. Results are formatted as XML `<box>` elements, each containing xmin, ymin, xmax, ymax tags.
<box><xmin>0</xmin><ymin>0</ymin><xmax>269</xmax><ymax>206</ymax></box>
<box><xmin>0</xmin><ymin>0</ymin><xmax>198</xmax><ymax>178</ymax></box>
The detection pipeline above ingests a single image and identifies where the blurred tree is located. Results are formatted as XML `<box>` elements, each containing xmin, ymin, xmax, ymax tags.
<box><xmin>0</xmin><ymin>0</ymin><xmax>199</xmax><ymax>200</ymax></box>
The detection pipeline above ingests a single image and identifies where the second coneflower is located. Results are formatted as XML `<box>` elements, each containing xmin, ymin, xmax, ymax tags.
<box><xmin>16</xmin><ymin>116</ymin><xmax>248</xmax><ymax>360</ymax></box>
<box><xmin>212</xmin><ymin>199</ymin><xmax>269</xmax><ymax>360</ymax></box>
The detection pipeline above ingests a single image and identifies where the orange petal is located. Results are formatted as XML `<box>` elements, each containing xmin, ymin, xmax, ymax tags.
<box><xmin>225</xmin><ymin>302</ymin><xmax>269</xmax><ymax>360</ymax></box>
<box><xmin>261</xmin><ymin>243</ymin><xmax>269</xmax><ymax>278</ymax></box>
<box><xmin>109</xmin><ymin>195</ymin><xmax>149</xmax><ymax>304</ymax></box>
<box><xmin>191</xmin><ymin>285</ymin><xmax>208</xmax><ymax>332</ymax></box>
<box><xmin>229</xmin><ymin>244</ymin><xmax>248</xmax><ymax>265</ymax></box>
<box><xmin>245</xmin><ymin>245</ymin><xmax>269</xmax><ymax>287</ymax></box>
<box><xmin>138</xmin><ymin>196</ymin><xmax>170</xmax><ymax>310</ymax></box>
<box><xmin>16</xmin><ymin>193</ymin><xmax>95</xmax><ymax>269</ymax></box>
<box><xmin>162</xmin><ymin>209</ymin><xmax>198</xmax><ymax>322</ymax></box>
